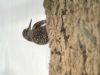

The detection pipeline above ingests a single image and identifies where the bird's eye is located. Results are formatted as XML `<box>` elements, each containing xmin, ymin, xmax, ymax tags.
<box><xmin>27</xmin><ymin>37</ymin><xmax>32</xmax><ymax>41</ymax></box>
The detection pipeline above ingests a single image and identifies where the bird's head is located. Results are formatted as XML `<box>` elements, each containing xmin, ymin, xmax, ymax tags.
<box><xmin>22</xmin><ymin>19</ymin><xmax>32</xmax><ymax>41</ymax></box>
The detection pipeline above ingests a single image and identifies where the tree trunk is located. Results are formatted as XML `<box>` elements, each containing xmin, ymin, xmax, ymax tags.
<box><xmin>43</xmin><ymin>0</ymin><xmax>100</xmax><ymax>75</ymax></box>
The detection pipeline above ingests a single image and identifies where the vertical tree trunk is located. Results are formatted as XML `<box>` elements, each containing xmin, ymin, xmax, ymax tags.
<box><xmin>43</xmin><ymin>0</ymin><xmax>100</xmax><ymax>75</ymax></box>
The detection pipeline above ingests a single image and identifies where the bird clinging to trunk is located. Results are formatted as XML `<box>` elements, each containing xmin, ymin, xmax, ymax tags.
<box><xmin>22</xmin><ymin>19</ymin><xmax>48</xmax><ymax>45</ymax></box>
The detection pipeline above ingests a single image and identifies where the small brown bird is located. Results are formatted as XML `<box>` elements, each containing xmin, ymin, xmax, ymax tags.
<box><xmin>22</xmin><ymin>19</ymin><xmax>48</xmax><ymax>45</ymax></box>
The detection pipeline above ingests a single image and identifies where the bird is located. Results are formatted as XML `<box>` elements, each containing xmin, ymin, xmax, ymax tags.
<box><xmin>22</xmin><ymin>19</ymin><xmax>48</xmax><ymax>45</ymax></box>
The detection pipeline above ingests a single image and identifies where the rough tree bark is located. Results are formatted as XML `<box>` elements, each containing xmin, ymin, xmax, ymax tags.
<box><xmin>43</xmin><ymin>0</ymin><xmax>100</xmax><ymax>75</ymax></box>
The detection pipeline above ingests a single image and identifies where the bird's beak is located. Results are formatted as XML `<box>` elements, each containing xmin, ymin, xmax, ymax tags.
<box><xmin>28</xmin><ymin>19</ymin><xmax>32</xmax><ymax>29</ymax></box>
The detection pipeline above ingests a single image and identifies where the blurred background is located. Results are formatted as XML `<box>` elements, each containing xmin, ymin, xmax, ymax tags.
<box><xmin>0</xmin><ymin>0</ymin><xmax>50</xmax><ymax>75</ymax></box>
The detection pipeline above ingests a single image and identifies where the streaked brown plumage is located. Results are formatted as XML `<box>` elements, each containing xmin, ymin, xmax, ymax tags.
<box><xmin>22</xmin><ymin>19</ymin><xmax>48</xmax><ymax>45</ymax></box>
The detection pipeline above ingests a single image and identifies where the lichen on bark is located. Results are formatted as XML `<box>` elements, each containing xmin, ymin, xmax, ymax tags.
<box><xmin>44</xmin><ymin>0</ymin><xmax>100</xmax><ymax>75</ymax></box>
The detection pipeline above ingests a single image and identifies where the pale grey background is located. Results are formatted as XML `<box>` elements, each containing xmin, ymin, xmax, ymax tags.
<box><xmin>0</xmin><ymin>0</ymin><xmax>50</xmax><ymax>75</ymax></box>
